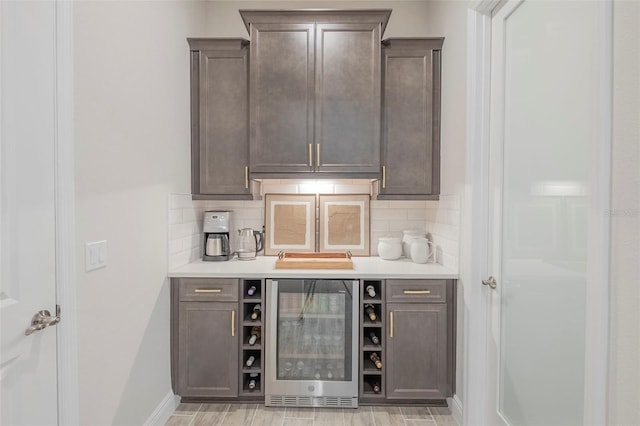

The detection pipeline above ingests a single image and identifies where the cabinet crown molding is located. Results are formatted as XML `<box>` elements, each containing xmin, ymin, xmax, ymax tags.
<box><xmin>239</xmin><ymin>9</ymin><xmax>392</xmax><ymax>36</ymax></box>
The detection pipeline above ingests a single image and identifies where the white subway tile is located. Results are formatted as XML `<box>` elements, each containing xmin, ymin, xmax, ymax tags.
<box><xmin>262</xmin><ymin>183</ymin><xmax>298</xmax><ymax>195</ymax></box>
<box><xmin>333</xmin><ymin>183</ymin><xmax>372</xmax><ymax>194</ymax></box>
<box><xmin>370</xmin><ymin>220</ymin><xmax>390</xmax><ymax>232</ymax></box>
<box><xmin>407</xmin><ymin>209</ymin><xmax>428</xmax><ymax>221</ymax></box>
<box><xmin>169</xmin><ymin>223</ymin><xmax>196</xmax><ymax>239</ymax></box>
<box><xmin>169</xmin><ymin>250</ymin><xmax>192</xmax><ymax>270</ymax></box>
<box><xmin>370</xmin><ymin>208</ymin><xmax>408</xmax><ymax>220</ymax></box>
<box><xmin>168</xmin><ymin>209</ymin><xmax>182</xmax><ymax>225</ymax></box>
<box><xmin>388</xmin><ymin>220</ymin><xmax>428</xmax><ymax>232</ymax></box>
<box><xmin>169</xmin><ymin>193</ymin><xmax>193</xmax><ymax>209</ymax></box>
<box><xmin>425</xmin><ymin>209</ymin><xmax>437</xmax><ymax>222</ymax></box>
<box><xmin>438</xmin><ymin>194</ymin><xmax>461</xmax><ymax>211</ymax></box>
<box><xmin>244</xmin><ymin>200</ymin><xmax>264</xmax><ymax>209</ymax></box>
<box><xmin>370</xmin><ymin>200</ymin><xmax>389</xmax><ymax>209</ymax></box>
<box><xmin>298</xmin><ymin>182</ymin><xmax>334</xmax><ymax>194</ymax></box>
<box><xmin>234</xmin><ymin>208</ymin><xmax>264</xmax><ymax>220</ymax></box>
<box><xmin>181</xmin><ymin>208</ymin><xmax>198</xmax><ymax>224</ymax></box>
<box><xmin>425</xmin><ymin>200</ymin><xmax>439</xmax><ymax>209</ymax></box>
<box><xmin>388</xmin><ymin>200</ymin><xmax>428</xmax><ymax>209</ymax></box>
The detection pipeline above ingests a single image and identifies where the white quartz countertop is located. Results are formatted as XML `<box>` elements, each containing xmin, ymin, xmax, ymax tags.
<box><xmin>168</xmin><ymin>256</ymin><xmax>458</xmax><ymax>279</ymax></box>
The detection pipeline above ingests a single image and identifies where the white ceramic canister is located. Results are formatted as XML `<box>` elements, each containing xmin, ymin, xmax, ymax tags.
<box><xmin>402</xmin><ymin>229</ymin><xmax>427</xmax><ymax>259</ymax></box>
<box><xmin>377</xmin><ymin>237</ymin><xmax>402</xmax><ymax>260</ymax></box>
<box><xmin>409</xmin><ymin>237</ymin><xmax>435</xmax><ymax>264</ymax></box>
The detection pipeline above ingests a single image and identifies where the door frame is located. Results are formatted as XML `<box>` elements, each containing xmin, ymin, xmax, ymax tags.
<box><xmin>54</xmin><ymin>1</ymin><xmax>80</xmax><ymax>424</ymax></box>
<box><xmin>463</xmin><ymin>1</ymin><xmax>611</xmax><ymax>424</ymax></box>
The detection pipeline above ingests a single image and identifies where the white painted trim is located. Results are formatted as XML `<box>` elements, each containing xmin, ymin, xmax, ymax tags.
<box><xmin>54</xmin><ymin>1</ymin><xmax>79</xmax><ymax>424</ymax></box>
<box><xmin>144</xmin><ymin>392</ymin><xmax>179</xmax><ymax>426</ymax></box>
<box><xmin>447</xmin><ymin>394</ymin><xmax>463</xmax><ymax>426</ymax></box>
<box><xmin>462</xmin><ymin>6</ymin><xmax>493</xmax><ymax>425</ymax></box>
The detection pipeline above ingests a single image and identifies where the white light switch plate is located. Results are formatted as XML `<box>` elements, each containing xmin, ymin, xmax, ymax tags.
<box><xmin>85</xmin><ymin>240</ymin><xmax>107</xmax><ymax>272</ymax></box>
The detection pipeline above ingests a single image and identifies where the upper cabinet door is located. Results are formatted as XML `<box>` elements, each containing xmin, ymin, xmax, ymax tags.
<box><xmin>189</xmin><ymin>39</ymin><xmax>252</xmax><ymax>199</ymax></box>
<box><xmin>379</xmin><ymin>39</ymin><xmax>443</xmax><ymax>199</ymax></box>
<box><xmin>249</xmin><ymin>23</ymin><xmax>315</xmax><ymax>174</ymax></box>
<box><xmin>315</xmin><ymin>23</ymin><xmax>381</xmax><ymax>175</ymax></box>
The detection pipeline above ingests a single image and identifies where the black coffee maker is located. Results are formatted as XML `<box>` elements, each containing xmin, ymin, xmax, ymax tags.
<box><xmin>203</xmin><ymin>211</ymin><xmax>231</xmax><ymax>261</ymax></box>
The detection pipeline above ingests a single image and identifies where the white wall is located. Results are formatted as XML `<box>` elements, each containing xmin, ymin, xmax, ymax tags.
<box><xmin>609</xmin><ymin>1</ymin><xmax>640</xmax><ymax>424</ymax></box>
<box><xmin>73</xmin><ymin>2</ymin><xmax>205</xmax><ymax>424</ymax></box>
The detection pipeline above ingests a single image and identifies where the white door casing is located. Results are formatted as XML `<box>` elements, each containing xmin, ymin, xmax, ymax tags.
<box><xmin>464</xmin><ymin>0</ymin><xmax>610</xmax><ymax>425</ymax></box>
<box><xmin>0</xmin><ymin>0</ymin><xmax>78</xmax><ymax>424</ymax></box>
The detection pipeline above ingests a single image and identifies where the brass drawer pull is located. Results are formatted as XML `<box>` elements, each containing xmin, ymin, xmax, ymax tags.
<box><xmin>309</xmin><ymin>144</ymin><xmax>313</xmax><ymax>167</ymax></box>
<box><xmin>194</xmin><ymin>289</ymin><xmax>222</xmax><ymax>293</ymax></box>
<box><xmin>316</xmin><ymin>143</ymin><xmax>320</xmax><ymax>167</ymax></box>
<box><xmin>389</xmin><ymin>311</ymin><xmax>394</xmax><ymax>338</ymax></box>
<box><xmin>245</xmin><ymin>166</ymin><xmax>249</xmax><ymax>189</ymax></box>
<box><xmin>231</xmin><ymin>310</ymin><xmax>235</xmax><ymax>337</ymax></box>
<box><xmin>382</xmin><ymin>166</ymin><xmax>386</xmax><ymax>189</ymax></box>
<box><xmin>403</xmin><ymin>290</ymin><xmax>431</xmax><ymax>295</ymax></box>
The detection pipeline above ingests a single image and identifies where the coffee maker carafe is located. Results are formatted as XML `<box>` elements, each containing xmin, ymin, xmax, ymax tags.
<box><xmin>203</xmin><ymin>211</ymin><xmax>231</xmax><ymax>261</ymax></box>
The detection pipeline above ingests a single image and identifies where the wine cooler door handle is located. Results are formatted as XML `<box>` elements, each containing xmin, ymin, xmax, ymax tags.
<box><xmin>231</xmin><ymin>310</ymin><xmax>235</xmax><ymax>337</ymax></box>
<box><xmin>389</xmin><ymin>311</ymin><xmax>394</xmax><ymax>338</ymax></box>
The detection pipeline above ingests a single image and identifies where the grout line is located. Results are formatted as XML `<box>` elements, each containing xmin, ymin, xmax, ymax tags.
<box><xmin>249</xmin><ymin>403</ymin><xmax>259</xmax><ymax>426</ymax></box>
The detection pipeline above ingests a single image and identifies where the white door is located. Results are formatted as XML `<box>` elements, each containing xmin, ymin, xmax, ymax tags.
<box><xmin>485</xmin><ymin>0</ymin><xmax>609</xmax><ymax>425</ymax></box>
<box><xmin>1</xmin><ymin>1</ymin><xmax>60</xmax><ymax>424</ymax></box>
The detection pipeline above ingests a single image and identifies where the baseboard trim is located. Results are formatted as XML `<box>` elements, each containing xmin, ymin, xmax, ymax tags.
<box><xmin>144</xmin><ymin>391</ymin><xmax>179</xmax><ymax>426</ymax></box>
<box><xmin>447</xmin><ymin>394</ymin><xmax>463</xmax><ymax>425</ymax></box>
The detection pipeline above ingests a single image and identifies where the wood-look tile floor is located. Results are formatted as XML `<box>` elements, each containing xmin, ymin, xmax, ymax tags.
<box><xmin>166</xmin><ymin>403</ymin><xmax>458</xmax><ymax>426</ymax></box>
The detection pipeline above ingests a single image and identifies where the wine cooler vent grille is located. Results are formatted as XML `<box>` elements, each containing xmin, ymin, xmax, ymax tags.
<box><xmin>266</xmin><ymin>395</ymin><xmax>357</xmax><ymax>408</ymax></box>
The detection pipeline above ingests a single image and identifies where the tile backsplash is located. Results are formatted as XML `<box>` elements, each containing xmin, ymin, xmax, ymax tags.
<box><xmin>168</xmin><ymin>180</ymin><xmax>459</xmax><ymax>271</ymax></box>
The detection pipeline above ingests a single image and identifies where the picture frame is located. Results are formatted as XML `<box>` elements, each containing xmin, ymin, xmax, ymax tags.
<box><xmin>264</xmin><ymin>194</ymin><xmax>317</xmax><ymax>256</ymax></box>
<box><xmin>319</xmin><ymin>194</ymin><xmax>370</xmax><ymax>256</ymax></box>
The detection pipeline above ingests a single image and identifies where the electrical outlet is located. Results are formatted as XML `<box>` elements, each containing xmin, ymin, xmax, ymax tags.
<box><xmin>85</xmin><ymin>240</ymin><xmax>107</xmax><ymax>272</ymax></box>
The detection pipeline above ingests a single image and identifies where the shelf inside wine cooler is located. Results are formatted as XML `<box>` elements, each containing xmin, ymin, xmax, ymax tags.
<box><xmin>279</xmin><ymin>353</ymin><xmax>345</xmax><ymax>360</ymax></box>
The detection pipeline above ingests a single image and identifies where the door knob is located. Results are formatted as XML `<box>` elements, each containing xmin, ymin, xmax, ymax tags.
<box><xmin>482</xmin><ymin>276</ymin><xmax>497</xmax><ymax>289</ymax></box>
<box><xmin>25</xmin><ymin>309</ymin><xmax>60</xmax><ymax>336</ymax></box>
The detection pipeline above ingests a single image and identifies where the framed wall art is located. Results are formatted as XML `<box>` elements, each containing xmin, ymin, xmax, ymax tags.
<box><xmin>264</xmin><ymin>194</ymin><xmax>316</xmax><ymax>255</ymax></box>
<box><xmin>319</xmin><ymin>194</ymin><xmax>370</xmax><ymax>256</ymax></box>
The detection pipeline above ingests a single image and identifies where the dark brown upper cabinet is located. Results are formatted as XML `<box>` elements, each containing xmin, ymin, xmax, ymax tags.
<box><xmin>379</xmin><ymin>38</ymin><xmax>444</xmax><ymax>200</ymax></box>
<box><xmin>241</xmin><ymin>10</ymin><xmax>391</xmax><ymax>179</ymax></box>
<box><xmin>188</xmin><ymin>38</ymin><xmax>252</xmax><ymax>200</ymax></box>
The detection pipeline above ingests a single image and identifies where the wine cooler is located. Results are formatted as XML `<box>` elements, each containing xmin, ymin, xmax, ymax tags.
<box><xmin>265</xmin><ymin>279</ymin><xmax>359</xmax><ymax>408</ymax></box>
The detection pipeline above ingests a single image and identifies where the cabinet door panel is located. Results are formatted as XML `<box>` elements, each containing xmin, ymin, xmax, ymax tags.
<box><xmin>380</xmin><ymin>40</ymin><xmax>442</xmax><ymax>198</ymax></box>
<box><xmin>177</xmin><ymin>302</ymin><xmax>238</xmax><ymax>396</ymax></box>
<box><xmin>386</xmin><ymin>303</ymin><xmax>447</xmax><ymax>399</ymax></box>
<box><xmin>250</xmin><ymin>23</ymin><xmax>315</xmax><ymax>173</ymax></box>
<box><xmin>198</xmin><ymin>49</ymin><xmax>250</xmax><ymax>196</ymax></box>
<box><xmin>315</xmin><ymin>23</ymin><xmax>381</xmax><ymax>174</ymax></box>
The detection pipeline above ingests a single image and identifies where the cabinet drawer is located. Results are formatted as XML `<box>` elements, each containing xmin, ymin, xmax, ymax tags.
<box><xmin>178</xmin><ymin>278</ymin><xmax>238</xmax><ymax>302</ymax></box>
<box><xmin>385</xmin><ymin>279</ymin><xmax>447</xmax><ymax>303</ymax></box>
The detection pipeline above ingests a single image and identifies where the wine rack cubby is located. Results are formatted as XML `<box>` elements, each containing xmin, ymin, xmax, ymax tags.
<box><xmin>240</xmin><ymin>279</ymin><xmax>264</xmax><ymax>396</ymax></box>
<box><xmin>359</xmin><ymin>280</ymin><xmax>385</xmax><ymax>402</ymax></box>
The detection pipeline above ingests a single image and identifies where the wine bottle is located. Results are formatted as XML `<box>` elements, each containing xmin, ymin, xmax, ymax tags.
<box><xmin>250</xmin><ymin>304</ymin><xmax>262</xmax><ymax>320</ymax></box>
<box><xmin>314</xmin><ymin>363</ymin><xmax>322</xmax><ymax>379</ymax></box>
<box><xmin>369</xmin><ymin>352</ymin><xmax>383</xmax><ymax>369</ymax></box>
<box><xmin>326</xmin><ymin>363</ymin><xmax>334</xmax><ymax>379</ymax></box>
<box><xmin>365</xmin><ymin>304</ymin><xmax>377</xmax><ymax>321</ymax></box>
<box><xmin>247</xmin><ymin>285</ymin><xmax>257</xmax><ymax>296</ymax></box>
<box><xmin>248</xmin><ymin>326</ymin><xmax>261</xmax><ymax>345</ymax></box>
<box><xmin>245</xmin><ymin>355</ymin><xmax>256</xmax><ymax>367</ymax></box>
<box><xmin>369</xmin><ymin>380</ymin><xmax>381</xmax><ymax>394</ymax></box>
<box><xmin>248</xmin><ymin>379</ymin><xmax>257</xmax><ymax>390</ymax></box>
<box><xmin>369</xmin><ymin>331</ymin><xmax>380</xmax><ymax>345</ymax></box>
<box><xmin>366</xmin><ymin>284</ymin><xmax>376</xmax><ymax>298</ymax></box>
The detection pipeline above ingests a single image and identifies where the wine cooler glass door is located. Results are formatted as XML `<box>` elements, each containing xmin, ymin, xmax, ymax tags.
<box><xmin>266</xmin><ymin>279</ymin><xmax>359</xmax><ymax>401</ymax></box>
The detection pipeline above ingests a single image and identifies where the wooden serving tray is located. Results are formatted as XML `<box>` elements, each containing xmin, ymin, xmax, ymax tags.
<box><xmin>275</xmin><ymin>252</ymin><xmax>354</xmax><ymax>270</ymax></box>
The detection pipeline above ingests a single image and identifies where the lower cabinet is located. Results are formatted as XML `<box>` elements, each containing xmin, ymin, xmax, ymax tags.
<box><xmin>171</xmin><ymin>277</ymin><xmax>455</xmax><ymax>403</ymax></box>
<box><xmin>172</xmin><ymin>278</ymin><xmax>240</xmax><ymax>398</ymax></box>
<box><xmin>384</xmin><ymin>279</ymin><xmax>454</xmax><ymax>401</ymax></box>
<box><xmin>385</xmin><ymin>303</ymin><xmax>448</xmax><ymax>399</ymax></box>
<box><xmin>177</xmin><ymin>302</ymin><xmax>239</xmax><ymax>397</ymax></box>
